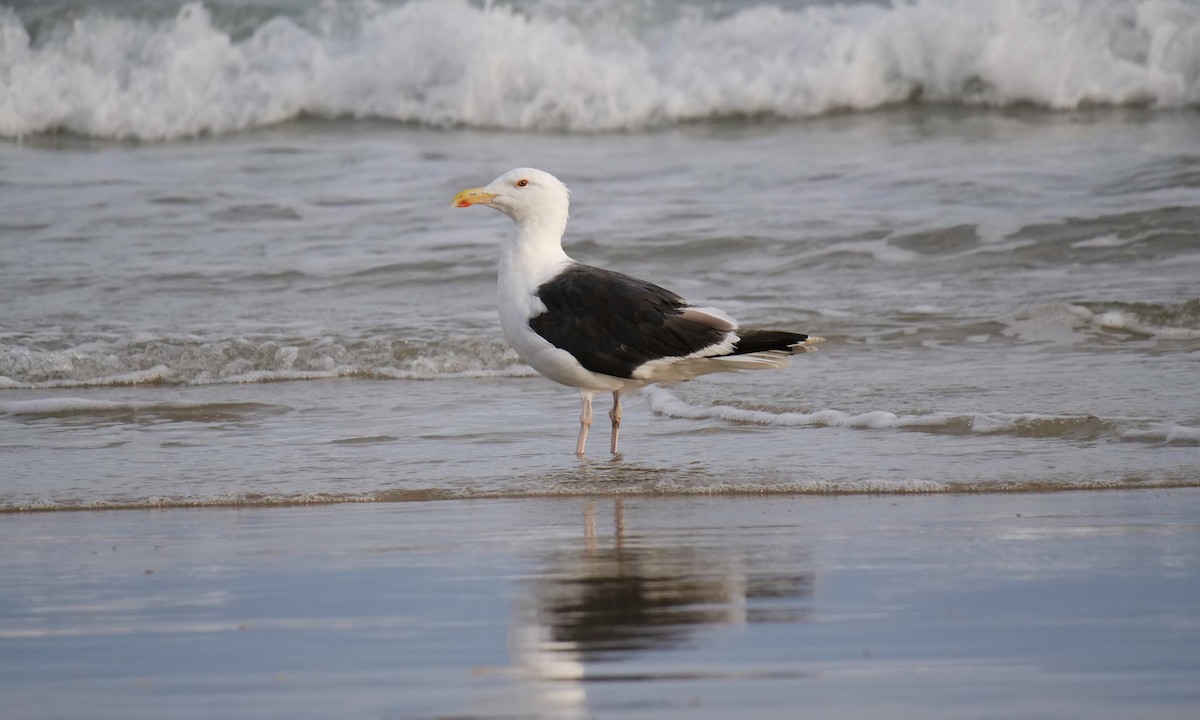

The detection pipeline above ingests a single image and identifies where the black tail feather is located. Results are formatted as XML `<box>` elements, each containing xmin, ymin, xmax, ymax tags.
<box><xmin>730</xmin><ymin>330</ymin><xmax>809</xmax><ymax>355</ymax></box>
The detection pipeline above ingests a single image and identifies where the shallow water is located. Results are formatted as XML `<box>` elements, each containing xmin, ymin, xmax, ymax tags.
<box><xmin>2</xmin><ymin>1</ymin><xmax>1200</xmax><ymax>510</ymax></box>
<box><xmin>3</xmin><ymin>492</ymin><xmax>1199</xmax><ymax>719</ymax></box>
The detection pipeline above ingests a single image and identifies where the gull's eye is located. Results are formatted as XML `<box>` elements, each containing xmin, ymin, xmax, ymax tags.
<box><xmin>515</xmin><ymin>179</ymin><xmax>529</xmax><ymax>188</ymax></box>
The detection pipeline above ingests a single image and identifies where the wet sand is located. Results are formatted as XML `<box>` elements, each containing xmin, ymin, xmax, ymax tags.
<box><xmin>3</xmin><ymin>489</ymin><xmax>1199</xmax><ymax>720</ymax></box>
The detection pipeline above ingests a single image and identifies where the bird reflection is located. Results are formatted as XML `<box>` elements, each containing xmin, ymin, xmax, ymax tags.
<box><xmin>515</xmin><ymin>500</ymin><xmax>815</xmax><ymax>664</ymax></box>
<box><xmin>501</xmin><ymin>500</ymin><xmax>816</xmax><ymax>719</ymax></box>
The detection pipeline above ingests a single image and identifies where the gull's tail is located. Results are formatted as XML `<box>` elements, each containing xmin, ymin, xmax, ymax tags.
<box><xmin>637</xmin><ymin>329</ymin><xmax>824</xmax><ymax>383</ymax></box>
<box><xmin>692</xmin><ymin>331</ymin><xmax>824</xmax><ymax>374</ymax></box>
<box><xmin>731</xmin><ymin>330</ymin><xmax>825</xmax><ymax>355</ymax></box>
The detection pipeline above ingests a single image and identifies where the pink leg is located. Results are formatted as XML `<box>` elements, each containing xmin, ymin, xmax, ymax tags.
<box><xmin>575</xmin><ymin>391</ymin><xmax>594</xmax><ymax>456</ymax></box>
<box><xmin>609</xmin><ymin>391</ymin><xmax>623</xmax><ymax>454</ymax></box>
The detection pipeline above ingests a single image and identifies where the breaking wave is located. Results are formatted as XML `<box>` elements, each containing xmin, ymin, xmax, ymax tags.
<box><xmin>2</xmin><ymin>0</ymin><xmax>1199</xmax><ymax>140</ymax></box>
<box><xmin>994</xmin><ymin>300</ymin><xmax>1200</xmax><ymax>345</ymax></box>
<box><xmin>1075</xmin><ymin>299</ymin><xmax>1200</xmax><ymax>339</ymax></box>
<box><xmin>2</xmin><ymin>298</ymin><xmax>1195</xmax><ymax>388</ymax></box>
<box><xmin>0</xmin><ymin>334</ymin><xmax>533</xmax><ymax>388</ymax></box>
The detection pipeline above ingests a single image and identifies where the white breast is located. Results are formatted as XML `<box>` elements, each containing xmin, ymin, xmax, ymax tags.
<box><xmin>497</xmin><ymin>242</ymin><xmax>624</xmax><ymax>392</ymax></box>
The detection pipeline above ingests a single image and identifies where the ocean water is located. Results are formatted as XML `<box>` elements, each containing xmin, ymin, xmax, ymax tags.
<box><xmin>2</xmin><ymin>0</ymin><xmax>1199</xmax><ymax>510</ymax></box>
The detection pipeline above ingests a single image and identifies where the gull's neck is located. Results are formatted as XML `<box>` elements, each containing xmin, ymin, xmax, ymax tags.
<box><xmin>499</xmin><ymin>213</ymin><xmax>573</xmax><ymax>287</ymax></box>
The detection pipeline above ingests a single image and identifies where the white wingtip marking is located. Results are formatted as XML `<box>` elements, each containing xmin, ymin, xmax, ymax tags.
<box><xmin>790</xmin><ymin>336</ymin><xmax>825</xmax><ymax>353</ymax></box>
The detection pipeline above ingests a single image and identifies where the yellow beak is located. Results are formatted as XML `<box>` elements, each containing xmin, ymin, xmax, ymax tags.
<box><xmin>452</xmin><ymin>187</ymin><xmax>497</xmax><ymax>208</ymax></box>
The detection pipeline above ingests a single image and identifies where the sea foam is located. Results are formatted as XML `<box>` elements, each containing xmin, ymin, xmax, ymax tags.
<box><xmin>643</xmin><ymin>386</ymin><xmax>1200</xmax><ymax>446</ymax></box>
<box><xmin>2</xmin><ymin>0</ymin><xmax>1198</xmax><ymax>140</ymax></box>
<box><xmin>0</xmin><ymin>334</ymin><xmax>532</xmax><ymax>388</ymax></box>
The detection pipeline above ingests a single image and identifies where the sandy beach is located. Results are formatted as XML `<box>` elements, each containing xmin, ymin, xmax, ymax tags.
<box><xmin>3</xmin><ymin>489</ymin><xmax>1198</xmax><ymax>720</ymax></box>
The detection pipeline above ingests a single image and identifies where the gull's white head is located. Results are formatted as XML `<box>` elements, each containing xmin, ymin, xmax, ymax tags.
<box><xmin>453</xmin><ymin>168</ymin><xmax>570</xmax><ymax>228</ymax></box>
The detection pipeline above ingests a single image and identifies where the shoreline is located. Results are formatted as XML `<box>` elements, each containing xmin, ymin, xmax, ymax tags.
<box><xmin>3</xmin><ymin>478</ymin><xmax>1199</xmax><ymax>514</ymax></box>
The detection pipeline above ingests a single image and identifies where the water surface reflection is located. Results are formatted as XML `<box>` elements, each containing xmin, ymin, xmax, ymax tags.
<box><xmin>510</xmin><ymin>499</ymin><xmax>815</xmax><ymax>700</ymax></box>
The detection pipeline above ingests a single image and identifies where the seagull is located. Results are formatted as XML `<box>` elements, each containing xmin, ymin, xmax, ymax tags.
<box><xmin>453</xmin><ymin>168</ymin><xmax>822</xmax><ymax>455</ymax></box>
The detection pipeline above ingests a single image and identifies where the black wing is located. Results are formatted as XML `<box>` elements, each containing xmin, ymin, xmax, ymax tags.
<box><xmin>529</xmin><ymin>264</ymin><xmax>729</xmax><ymax>379</ymax></box>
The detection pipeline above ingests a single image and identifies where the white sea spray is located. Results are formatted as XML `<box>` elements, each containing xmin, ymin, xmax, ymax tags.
<box><xmin>2</xmin><ymin>0</ymin><xmax>1199</xmax><ymax>140</ymax></box>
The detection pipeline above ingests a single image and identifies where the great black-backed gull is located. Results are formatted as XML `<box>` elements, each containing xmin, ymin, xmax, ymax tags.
<box><xmin>453</xmin><ymin>168</ymin><xmax>822</xmax><ymax>455</ymax></box>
